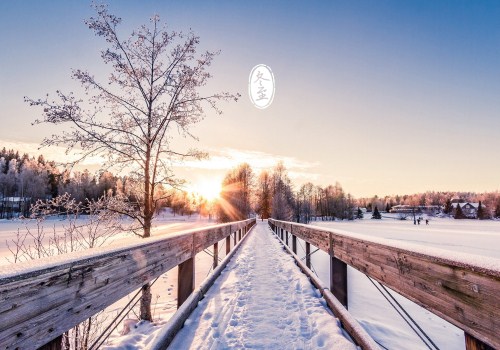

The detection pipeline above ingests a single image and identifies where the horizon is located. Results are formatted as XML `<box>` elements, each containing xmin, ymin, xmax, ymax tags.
<box><xmin>1</xmin><ymin>1</ymin><xmax>500</xmax><ymax>198</ymax></box>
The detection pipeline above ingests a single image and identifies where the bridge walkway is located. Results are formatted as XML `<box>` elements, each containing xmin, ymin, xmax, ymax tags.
<box><xmin>166</xmin><ymin>221</ymin><xmax>357</xmax><ymax>349</ymax></box>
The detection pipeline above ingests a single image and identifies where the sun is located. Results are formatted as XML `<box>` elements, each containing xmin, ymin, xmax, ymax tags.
<box><xmin>189</xmin><ymin>178</ymin><xmax>222</xmax><ymax>201</ymax></box>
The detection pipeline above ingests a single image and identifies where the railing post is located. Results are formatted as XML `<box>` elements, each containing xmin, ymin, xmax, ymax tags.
<box><xmin>280</xmin><ymin>228</ymin><xmax>284</xmax><ymax>240</ymax></box>
<box><xmin>234</xmin><ymin>231</ymin><xmax>237</xmax><ymax>246</ymax></box>
<box><xmin>329</xmin><ymin>233</ymin><xmax>348</xmax><ymax>308</ymax></box>
<box><xmin>38</xmin><ymin>335</ymin><xmax>62</xmax><ymax>350</ymax></box>
<box><xmin>305</xmin><ymin>242</ymin><xmax>311</xmax><ymax>269</ymax></box>
<box><xmin>177</xmin><ymin>257</ymin><xmax>195</xmax><ymax>308</ymax></box>
<box><xmin>285</xmin><ymin>230</ymin><xmax>289</xmax><ymax>246</ymax></box>
<box><xmin>465</xmin><ymin>333</ymin><xmax>494</xmax><ymax>350</ymax></box>
<box><xmin>239</xmin><ymin>228</ymin><xmax>242</xmax><ymax>241</ymax></box>
<box><xmin>226</xmin><ymin>235</ymin><xmax>231</xmax><ymax>255</ymax></box>
<box><xmin>213</xmin><ymin>242</ymin><xmax>218</xmax><ymax>269</ymax></box>
<box><xmin>292</xmin><ymin>235</ymin><xmax>297</xmax><ymax>254</ymax></box>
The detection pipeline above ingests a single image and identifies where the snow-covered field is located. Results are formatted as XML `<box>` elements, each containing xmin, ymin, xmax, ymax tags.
<box><xmin>0</xmin><ymin>209</ymin><xmax>218</xmax><ymax>348</ymax></box>
<box><xmin>306</xmin><ymin>214</ymin><xmax>500</xmax><ymax>350</ymax></box>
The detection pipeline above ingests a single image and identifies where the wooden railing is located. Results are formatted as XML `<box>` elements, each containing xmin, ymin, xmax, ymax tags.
<box><xmin>0</xmin><ymin>218</ymin><xmax>255</xmax><ymax>349</ymax></box>
<box><xmin>269</xmin><ymin>219</ymin><xmax>500</xmax><ymax>350</ymax></box>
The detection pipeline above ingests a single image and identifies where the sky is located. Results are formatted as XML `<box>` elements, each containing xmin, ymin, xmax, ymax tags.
<box><xmin>1</xmin><ymin>1</ymin><xmax>500</xmax><ymax>198</ymax></box>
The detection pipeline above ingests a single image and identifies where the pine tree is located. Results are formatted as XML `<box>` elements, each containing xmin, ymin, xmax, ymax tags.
<box><xmin>366</xmin><ymin>203</ymin><xmax>372</xmax><ymax>212</ymax></box>
<box><xmin>444</xmin><ymin>198</ymin><xmax>453</xmax><ymax>214</ymax></box>
<box><xmin>385</xmin><ymin>203</ymin><xmax>391</xmax><ymax>213</ymax></box>
<box><xmin>372</xmin><ymin>206</ymin><xmax>382</xmax><ymax>219</ymax></box>
<box><xmin>454</xmin><ymin>203</ymin><xmax>466</xmax><ymax>219</ymax></box>
<box><xmin>477</xmin><ymin>201</ymin><xmax>487</xmax><ymax>220</ymax></box>
<box><xmin>357</xmin><ymin>207</ymin><xmax>364</xmax><ymax>219</ymax></box>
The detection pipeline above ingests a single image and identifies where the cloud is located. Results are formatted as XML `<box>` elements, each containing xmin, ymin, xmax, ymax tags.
<box><xmin>178</xmin><ymin>147</ymin><xmax>320</xmax><ymax>176</ymax></box>
<box><xmin>0</xmin><ymin>140</ymin><xmax>322</xmax><ymax>182</ymax></box>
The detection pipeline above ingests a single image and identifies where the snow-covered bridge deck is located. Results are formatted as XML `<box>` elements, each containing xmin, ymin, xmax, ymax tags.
<box><xmin>164</xmin><ymin>221</ymin><xmax>357</xmax><ymax>349</ymax></box>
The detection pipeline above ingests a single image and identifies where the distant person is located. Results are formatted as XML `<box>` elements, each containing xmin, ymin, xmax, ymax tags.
<box><xmin>417</xmin><ymin>218</ymin><xmax>421</xmax><ymax>225</ymax></box>
<box><xmin>426</xmin><ymin>219</ymin><xmax>429</xmax><ymax>225</ymax></box>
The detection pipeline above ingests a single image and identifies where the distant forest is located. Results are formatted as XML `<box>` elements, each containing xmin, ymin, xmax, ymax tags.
<box><xmin>1</xmin><ymin>148</ymin><xmax>500</xmax><ymax>220</ymax></box>
<box><xmin>0</xmin><ymin>148</ymin><xmax>199</xmax><ymax>218</ymax></box>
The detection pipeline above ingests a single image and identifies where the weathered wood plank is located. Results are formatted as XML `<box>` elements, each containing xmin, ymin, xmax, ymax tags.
<box><xmin>0</xmin><ymin>219</ymin><xmax>255</xmax><ymax>349</ymax></box>
<box><xmin>269</xmin><ymin>219</ymin><xmax>500</xmax><ymax>349</ymax></box>
<box><xmin>177</xmin><ymin>257</ymin><xmax>194</xmax><ymax>308</ymax></box>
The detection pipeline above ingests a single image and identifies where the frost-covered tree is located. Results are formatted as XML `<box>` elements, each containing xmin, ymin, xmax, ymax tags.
<box><xmin>26</xmin><ymin>4</ymin><xmax>238</xmax><ymax>321</ymax></box>
<box><xmin>494</xmin><ymin>201</ymin><xmax>500</xmax><ymax>219</ymax></box>
<box><xmin>271</xmin><ymin>162</ymin><xmax>294</xmax><ymax>221</ymax></box>
<box><xmin>372</xmin><ymin>206</ymin><xmax>381</xmax><ymax>219</ymax></box>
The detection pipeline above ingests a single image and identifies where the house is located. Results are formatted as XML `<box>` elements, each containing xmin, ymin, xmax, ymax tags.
<box><xmin>390</xmin><ymin>205</ymin><xmax>441</xmax><ymax>215</ymax></box>
<box><xmin>451</xmin><ymin>202</ymin><xmax>485</xmax><ymax>219</ymax></box>
<box><xmin>0</xmin><ymin>196</ymin><xmax>32</xmax><ymax>219</ymax></box>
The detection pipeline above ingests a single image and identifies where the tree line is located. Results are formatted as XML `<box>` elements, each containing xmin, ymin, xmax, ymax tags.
<box><xmin>358</xmin><ymin>191</ymin><xmax>500</xmax><ymax>219</ymax></box>
<box><xmin>216</xmin><ymin>161</ymin><xmax>357</xmax><ymax>223</ymax></box>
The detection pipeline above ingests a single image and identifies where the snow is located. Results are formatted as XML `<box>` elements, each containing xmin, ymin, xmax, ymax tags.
<box><xmin>302</xmin><ymin>215</ymin><xmax>500</xmax><ymax>350</ymax></box>
<box><xmin>164</xmin><ymin>221</ymin><xmax>357</xmax><ymax>350</ymax></box>
<box><xmin>2</xmin><ymin>213</ymin><xmax>498</xmax><ymax>349</ymax></box>
<box><xmin>0</xmin><ymin>210</ymin><xmax>218</xmax><ymax>348</ymax></box>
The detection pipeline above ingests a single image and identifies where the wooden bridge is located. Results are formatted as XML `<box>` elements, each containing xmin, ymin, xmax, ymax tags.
<box><xmin>0</xmin><ymin>218</ymin><xmax>498</xmax><ymax>349</ymax></box>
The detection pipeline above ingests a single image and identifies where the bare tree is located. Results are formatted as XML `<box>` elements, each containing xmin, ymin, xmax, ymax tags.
<box><xmin>255</xmin><ymin>170</ymin><xmax>272</xmax><ymax>220</ymax></box>
<box><xmin>218</xmin><ymin>163</ymin><xmax>254</xmax><ymax>222</ymax></box>
<box><xmin>25</xmin><ymin>4</ymin><xmax>239</xmax><ymax>321</ymax></box>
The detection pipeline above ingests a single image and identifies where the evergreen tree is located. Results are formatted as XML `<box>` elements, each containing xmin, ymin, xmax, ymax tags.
<box><xmin>357</xmin><ymin>207</ymin><xmax>364</xmax><ymax>219</ymax></box>
<box><xmin>372</xmin><ymin>206</ymin><xmax>382</xmax><ymax>219</ymax></box>
<box><xmin>444</xmin><ymin>198</ymin><xmax>453</xmax><ymax>214</ymax></box>
<box><xmin>366</xmin><ymin>203</ymin><xmax>372</xmax><ymax>212</ymax></box>
<box><xmin>454</xmin><ymin>203</ymin><xmax>466</xmax><ymax>219</ymax></box>
<box><xmin>477</xmin><ymin>201</ymin><xmax>487</xmax><ymax>220</ymax></box>
<box><xmin>385</xmin><ymin>202</ymin><xmax>391</xmax><ymax>213</ymax></box>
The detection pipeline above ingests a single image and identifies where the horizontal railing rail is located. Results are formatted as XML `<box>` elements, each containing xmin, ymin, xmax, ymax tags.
<box><xmin>269</xmin><ymin>218</ymin><xmax>500</xmax><ymax>350</ymax></box>
<box><xmin>0</xmin><ymin>218</ymin><xmax>255</xmax><ymax>349</ymax></box>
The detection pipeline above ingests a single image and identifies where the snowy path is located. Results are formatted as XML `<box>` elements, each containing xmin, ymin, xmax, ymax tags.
<box><xmin>168</xmin><ymin>221</ymin><xmax>357</xmax><ymax>350</ymax></box>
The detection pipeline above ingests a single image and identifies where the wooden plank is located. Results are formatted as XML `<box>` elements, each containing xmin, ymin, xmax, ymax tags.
<box><xmin>269</xmin><ymin>219</ymin><xmax>500</xmax><ymax>349</ymax></box>
<box><xmin>292</xmin><ymin>235</ymin><xmax>297</xmax><ymax>254</ymax></box>
<box><xmin>177</xmin><ymin>257</ymin><xmax>194</xmax><ymax>308</ymax></box>
<box><xmin>38</xmin><ymin>335</ymin><xmax>62</xmax><ymax>350</ymax></box>
<box><xmin>330</xmin><ymin>257</ymin><xmax>348</xmax><ymax>308</ymax></box>
<box><xmin>465</xmin><ymin>333</ymin><xmax>495</xmax><ymax>350</ymax></box>
<box><xmin>226</xmin><ymin>236</ymin><xmax>231</xmax><ymax>255</ymax></box>
<box><xmin>213</xmin><ymin>242</ymin><xmax>219</xmax><ymax>269</ymax></box>
<box><xmin>0</xmin><ymin>219</ymin><xmax>255</xmax><ymax>349</ymax></box>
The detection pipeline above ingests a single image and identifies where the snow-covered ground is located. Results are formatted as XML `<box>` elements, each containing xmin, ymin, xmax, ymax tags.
<box><xmin>0</xmin><ymin>209</ymin><xmax>218</xmax><ymax>348</ymax></box>
<box><xmin>304</xmin><ymin>214</ymin><xmax>500</xmax><ymax>350</ymax></box>
<box><xmin>2</xmin><ymin>213</ymin><xmax>498</xmax><ymax>349</ymax></box>
<box><xmin>0</xmin><ymin>209</ymin><xmax>214</xmax><ymax>266</ymax></box>
<box><xmin>166</xmin><ymin>221</ymin><xmax>357</xmax><ymax>350</ymax></box>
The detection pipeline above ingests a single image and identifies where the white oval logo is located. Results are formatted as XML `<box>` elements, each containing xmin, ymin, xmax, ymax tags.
<box><xmin>249</xmin><ymin>64</ymin><xmax>275</xmax><ymax>109</ymax></box>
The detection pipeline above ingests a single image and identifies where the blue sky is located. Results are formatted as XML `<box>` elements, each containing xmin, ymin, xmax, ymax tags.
<box><xmin>1</xmin><ymin>1</ymin><xmax>499</xmax><ymax>197</ymax></box>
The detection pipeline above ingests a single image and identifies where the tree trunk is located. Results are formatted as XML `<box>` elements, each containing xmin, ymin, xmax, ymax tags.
<box><xmin>139</xmin><ymin>148</ymin><xmax>153</xmax><ymax>321</ymax></box>
<box><xmin>140</xmin><ymin>283</ymin><xmax>153</xmax><ymax>321</ymax></box>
